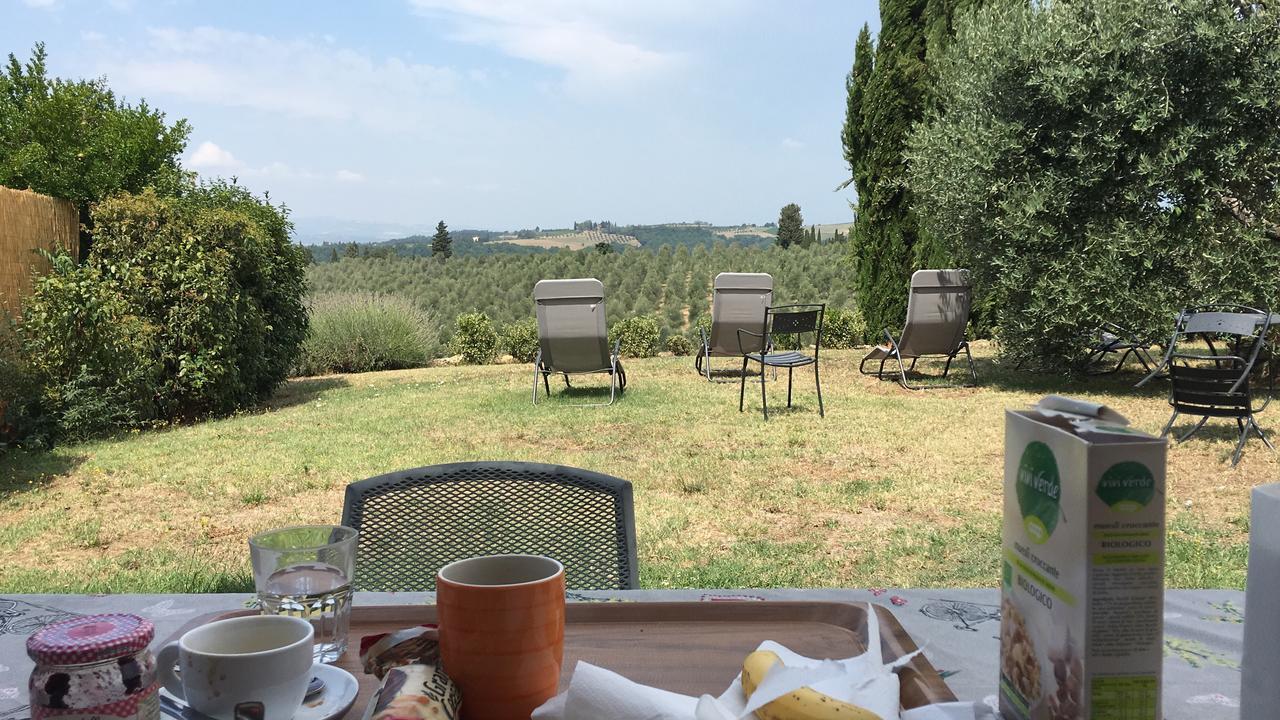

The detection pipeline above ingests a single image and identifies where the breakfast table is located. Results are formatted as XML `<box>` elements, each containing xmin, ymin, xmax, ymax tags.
<box><xmin>0</xmin><ymin>588</ymin><xmax>1245</xmax><ymax>719</ymax></box>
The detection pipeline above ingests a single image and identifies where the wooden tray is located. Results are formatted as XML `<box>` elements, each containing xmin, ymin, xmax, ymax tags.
<box><xmin>173</xmin><ymin>602</ymin><xmax>956</xmax><ymax>715</ymax></box>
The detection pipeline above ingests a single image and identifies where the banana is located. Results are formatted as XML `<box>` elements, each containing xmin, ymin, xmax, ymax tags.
<box><xmin>741</xmin><ymin>650</ymin><xmax>884</xmax><ymax>720</ymax></box>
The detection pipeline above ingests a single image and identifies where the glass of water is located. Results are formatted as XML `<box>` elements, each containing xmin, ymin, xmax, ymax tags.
<box><xmin>248</xmin><ymin>525</ymin><xmax>357</xmax><ymax>663</ymax></box>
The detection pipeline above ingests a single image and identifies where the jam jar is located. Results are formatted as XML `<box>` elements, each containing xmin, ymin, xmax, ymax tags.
<box><xmin>27</xmin><ymin>614</ymin><xmax>159</xmax><ymax>720</ymax></box>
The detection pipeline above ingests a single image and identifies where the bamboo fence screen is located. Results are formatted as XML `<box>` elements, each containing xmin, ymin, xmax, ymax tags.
<box><xmin>0</xmin><ymin>186</ymin><xmax>78</xmax><ymax>317</ymax></box>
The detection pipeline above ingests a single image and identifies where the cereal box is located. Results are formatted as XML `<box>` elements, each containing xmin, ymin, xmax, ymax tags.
<box><xmin>1000</xmin><ymin>395</ymin><xmax>1167</xmax><ymax>720</ymax></box>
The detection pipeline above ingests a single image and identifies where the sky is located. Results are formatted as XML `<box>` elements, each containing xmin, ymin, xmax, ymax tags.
<box><xmin>4</xmin><ymin>0</ymin><xmax>880</xmax><ymax>238</ymax></box>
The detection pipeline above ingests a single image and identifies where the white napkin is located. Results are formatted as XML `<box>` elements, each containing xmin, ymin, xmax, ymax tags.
<box><xmin>532</xmin><ymin>603</ymin><xmax>993</xmax><ymax>720</ymax></box>
<box><xmin>1242</xmin><ymin>483</ymin><xmax>1280</xmax><ymax>718</ymax></box>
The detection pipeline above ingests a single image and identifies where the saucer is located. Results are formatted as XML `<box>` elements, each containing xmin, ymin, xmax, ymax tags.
<box><xmin>160</xmin><ymin>663</ymin><xmax>358</xmax><ymax>720</ymax></box>
<box><xmin>299</xmin><ymin>663</ymin><xmax>359</xmax><ymax>720</ymax></box>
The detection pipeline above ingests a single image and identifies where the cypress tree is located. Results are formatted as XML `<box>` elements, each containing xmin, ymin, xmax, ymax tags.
<box><xmin>844</xmin><ymin>0</ymin><xmax>990</xmax><ymax>334</ymax></box>
<box><xmin>841</xmin><ymin>24</ymin><xmax>875</xmax><ymax>205</ymax></box>
<box><xmin>432</xmin><ymin>220</ymin><xmax>452</xmax><ymax>260</ymax></box>
<box><xmin>777</xmin><ymin>204</ymin><xmax>804</xmax><ymax>249</ymax></box>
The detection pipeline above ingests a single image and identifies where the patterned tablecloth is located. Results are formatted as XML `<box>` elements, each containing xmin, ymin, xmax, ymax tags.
<box><xmin>0</xmin><ymin>588</ymin><xmax>1244</xmax><ymax>719</ymax></box>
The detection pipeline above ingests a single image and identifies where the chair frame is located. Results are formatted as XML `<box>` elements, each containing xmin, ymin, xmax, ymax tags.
<box><xmin>737</xmin><ymin>304</ymin><xmax>825</xmax><ymax>420</ymax></box>
<box><xmin>695</xmin><ymin>273</ymin><xmax>773</xmax><ymax>383</ymax></box>
<box><xmin>1136</xmin><ymin>305</ymin><xmax>1275</xmax><ymax>465</ymax></box>
<box><xmin>341</xmin><ymin>461</ymin><xmax>640</xmax><ymax>591</ymax></box>
<box><xmin>858</xmin><ymin>270</ymin><xmax>976</xmax><ymax>390</ymax></box>
<box><xmin>532</xmin><ymin>340</ymin><xmax>627</xmax><ymax>407</ymax></box>
<box><xmin>1084</xmin><ymin>321</ymin><xmax>1158</xmax><ymax>375</ymax></box>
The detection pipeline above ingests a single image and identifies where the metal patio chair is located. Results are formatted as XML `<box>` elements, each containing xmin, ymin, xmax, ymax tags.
<box><xmin>1136</xmin><ymin>305</ymin><xmax>1275</xmax><ymax>465</ymax></box>
<box><xmin>859</xmin><ymin>269</ymin><xmax>976</xmax><ymax>390</ymax></box>
<box><xmin>341</xmin><ymin>461</ymin><xmax>639</xmax><ymax>591</ymax></box>
<box><xmin>1084</xmin><ymin>321</ymin><xmax>1158</xmax><ymax>375</ymax></box>
<box><xmin>695</xmin><ymin>272</ymin><xmax>773</xmax><ymax>381</ymax></box>
<box><xmin>532</xmin><ymin>278</ymin><xmax>626</xmax><ymax>406</ymax></box>
<box><xmin>738</xmin><ymin>304</ymin><xmax>825</xmax><ymax>419</ymax></box>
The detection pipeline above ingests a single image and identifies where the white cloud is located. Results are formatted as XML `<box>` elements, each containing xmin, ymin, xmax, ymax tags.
<box><xmin>407</xmin><ymin>0</ymin><xmax>731</xmax><ymax>95</ymax></box>
<box><xmin>186</xmin><ymin>141</ymin><xmax>240</xmax><ymax>170</ymax></box>
<box><xmin>781</xmin><ymin>137</ymin><xmax>804</xmax><ymax>150</ymax></box>
<box><xmin>185</xmin><ymin>142</ymin><xmax>362</xmax><ymax>184</ymax></box>
<box><xmin>97</xmin><ymin>27</ymin><xmax>459</xmax><ymax>132</ymax></box>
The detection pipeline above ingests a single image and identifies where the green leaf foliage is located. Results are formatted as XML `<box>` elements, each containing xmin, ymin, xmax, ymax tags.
<box><xmin>451</xmin><ymin>312</ymin><xmax>498</xmax><ymax>364</ymax></box>
<box><xmin>609</xmin><ymin>315</ymin><xmax>661</xmax><ymax>358</ymax></box>
<box><xmin>500</xmin><ymin>318</ymin><xmax>540</xmax><ymax>363</ymax></box>
<box><xmin>665</xmin><ymin>334</ymin><xmax>694</xmax><ymax>356</ymax></box>
<box><xmin>909</xmin><ymin>0</ymin><xmax>1280</xmax><ymax>368</ymax></box>
<box><xmin>0</xmin><ymin>44</ymin><xmax>190</xmax><ymax>212</ymax></box>
<box><xmin>16</xmin><ymin>184</ymin><xmax>308</xmax><ymax>440</ymax></box>
<box><xmin>823</xmin><ymin>307</ymin><xmax>870</xmax><ymax>348</ymax></box>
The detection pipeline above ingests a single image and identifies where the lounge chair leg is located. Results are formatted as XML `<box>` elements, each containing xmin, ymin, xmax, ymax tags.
<box><xmin>705</xmin><ymin>348</ymin><xmax>712</xmax><ymax>381</ymax></box>
<box><xmin>942</xmin><ymin>353</ymin><xmax>954</xmax><ymax>378</ymax></box>
<box><xmin>1254</xmin><ymin>420</ymin><xmax>1275</xmax><ymax>451</ymax></box>
<box><xmin>608</xmin><ymin>364</ymin><xmax>617</xmax><ymax>406</ymax></box>
<box><xmin>1233</xmin><ymin>421</ymin><xmax>1252</xmax><ymax>465</ymax></box>
<box><xmin>532</xmin><ymin>365</ymin><xmax>540</xmax><ymax>405</ymax></box>
<box><xmin>787</xmin><ymin>366</ymin><xmax>794</xmax><ymax>407</ymax></box>
<box><xmin>739</xmin><ymin>357</ymin><xmax>748</xmax><ymax>412</ymax></box>
<box><xmin>761</xmin><ymin>362</ymin><xmax>769</xmax><ymax>420</ymax></box>
<box><xmin>1178</xmin><ymin>416</ymin><xmax>1209</xmax><ymax>443</ymax></box>
<box><xmin>1160</xmin><ymin>411</ymin><xmax>1178</xmax><ymax>437</ymax></box>
<box><xmin>544</xmin><ymin>372</ymin><xmax>552</xmax><ymax>396</ymax></box>
<box><xmin>896</xmin><ymin>351</ymin><xmax>920</xmax><ymax>391</ymax></box>
<box><xmin>877</xmin><ymin>357</ymin><xmax>887</xmax><ymax>380</ymax></box>
<box><xmin>815</xmin><ymin>361</ymin><xmax>824</xmax><ymax>418</ymax></box>
<box><xmin>964</xmin><ymin>343</ymin><xmax>977</xmax><ymax>384</ymax></box>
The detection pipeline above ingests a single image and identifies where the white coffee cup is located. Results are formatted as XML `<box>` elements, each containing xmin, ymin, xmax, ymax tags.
<box><xmin>156</xmin><ymin>615</ymin><xmax>314</xmax><ymax>720</ymax></box>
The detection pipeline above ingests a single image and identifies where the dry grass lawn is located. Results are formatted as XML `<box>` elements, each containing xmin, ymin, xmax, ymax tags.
<box><xmin>0</xmin><ymin>343</ymin><xmax>1268</xmax><ymax>593</ymax></box>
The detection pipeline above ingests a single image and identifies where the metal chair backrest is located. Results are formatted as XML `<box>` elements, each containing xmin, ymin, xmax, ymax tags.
<box><xmin>709</xmin><ymin>273</ymin><xmax>773</xmax><ymax>355</ymax></box>
<box><xmin>766</xmin><ymin>304</ymin><xmax>825</xmax><ymax>355</ymax></box>
<box><xmin>1165</xmin><ymin>305</ymin><xmax>1272</xmax><ymax>415</ymax></box>
<box><xmin>897</xmin><ymin>269</ymin><xmax>971</xmax><ymax>356</ymax></box>
<box><xmin>341</xmin><ymin>461</ymin><xmax>639</xmax><ymax>591</ymax></box>
<box><xmin>533</xmin><ymin>279</ymin><xmax>611</xmax><ymax>373</ymax></box>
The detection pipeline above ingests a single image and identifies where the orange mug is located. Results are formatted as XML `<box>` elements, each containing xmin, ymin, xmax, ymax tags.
<box><xmin>436</xmin><ymin>554</ymin><xmax>566</xmax><ymax>720</ymax></box>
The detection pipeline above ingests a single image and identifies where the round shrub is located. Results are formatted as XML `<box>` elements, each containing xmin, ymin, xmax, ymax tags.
<box><xmin>296</xmin><ymin>293</ymin><xmax>436</xmax><ymax>376</ymax></box>
<box><xmin>451</xmin><ymin>312</ymin><xmax>498</xmax><ymax>364</ymax></box>
<box><xmin>823</xmin><ymin>307</ymin><xmax>869</xmax><ymax>349</ymax></box>
<box><xmin>609</xmin><ymin>315</ymin><xmax>661</xmax><ymax>358</ymax></box>
<box><xmin>17</xmin><ymin>253</ymin><xmax>160</xmax><ymax>441</ymax></box>
<box><xmin>500</xmin><ymin>318</ymin><xmax>540</xmax><ymax>363</ymax></box>
<box><xmin>48</xmin><ymin>183</ymin><xmax>309</xmax><ymax>424</ymax></box>
<box><xmin>665</xmin><ymin>334</ymin><xmax>694</xmax><ymax>356</ymax></box>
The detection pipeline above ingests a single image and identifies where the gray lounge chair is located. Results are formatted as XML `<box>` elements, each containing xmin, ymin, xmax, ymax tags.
<box><xmin>859</xmin><ymin>269</ymin><xmax>976</xmax><ymax>390</ymax></box>
<box><xmin>533</xmin><ymin>278</ymin><xmax>626</xmax><ymax>406</ymax></box>
<box><xmin>695</xmin><ymin>272</ymin><xmax>773</xmax><ymax>381</ymax></box>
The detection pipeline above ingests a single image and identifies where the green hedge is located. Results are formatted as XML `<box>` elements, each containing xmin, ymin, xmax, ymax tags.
<box><xmin>500</xmin><ymin>319</ymin><xmax>540</xmax><ymax>363</ymax></box>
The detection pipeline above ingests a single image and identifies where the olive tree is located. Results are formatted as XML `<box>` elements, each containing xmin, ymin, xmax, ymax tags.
<box><xmin>909</xmin><ymin>0</ymin><xmax>1280</xmax><ymax>368</ymax></box>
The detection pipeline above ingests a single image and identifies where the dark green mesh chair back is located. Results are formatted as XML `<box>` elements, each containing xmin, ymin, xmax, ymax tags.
<box><xmin>341</xmin><ymin>461</ymin><xmax>638</xmax><ymax>591</ymax></box>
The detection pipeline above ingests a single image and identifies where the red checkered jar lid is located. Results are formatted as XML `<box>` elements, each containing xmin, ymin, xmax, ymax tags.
<box><xmin>26</xmin><ymin>613</ymin><xmax>155</xmax><ymax>665</ymax></box>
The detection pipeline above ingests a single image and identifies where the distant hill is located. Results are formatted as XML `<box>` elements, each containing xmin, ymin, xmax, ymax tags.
<box><xmin>303</xmin><ymin>221</ymin><xmax>851</xmax><ymax>262</ymax></box>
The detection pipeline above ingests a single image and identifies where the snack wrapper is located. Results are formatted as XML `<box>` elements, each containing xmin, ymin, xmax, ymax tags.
<box><xmin>358</xmin><ymin>625</ymin><xmax>461</xmax><ymax>720</ymax></box>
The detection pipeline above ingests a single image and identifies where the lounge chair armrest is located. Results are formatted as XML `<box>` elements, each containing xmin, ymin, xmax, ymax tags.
<box><xmin>736</xmin><ymin>328</ymin><xmax>764</xmax><ymax>355</ymax></box>
<box><xmin>611</xmin><ymin>338</ymin><xmax>622</xmax><ymax>359</ymax></box>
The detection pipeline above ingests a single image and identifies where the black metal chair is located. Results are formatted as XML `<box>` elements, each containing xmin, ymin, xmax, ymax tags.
<box><xmin>1084</xmin><ymin>321</ymin><xmax>1158</xmax><ymax>375</ymax></box>
<box><xmin>1137</xmin><ymin>305</ymin><xmax>1275</xmax><ymax>465</ymax></box>
<box><xmin>737</xmin><ymin>304</ymin><xmax>825</xmax><ymax>419</ymax></box>
<box><xmin>341</xmin><ymin>461</ymin><xmax>638</xmax><ymax>591</ymax></box>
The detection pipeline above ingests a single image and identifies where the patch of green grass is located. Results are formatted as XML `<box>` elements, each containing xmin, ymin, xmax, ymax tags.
<box><xmin>1166</xmin><ymin>512</ymin><xmax>1249</xmax><ymax>588</ymax></box>
<box><xmin>0</xmin><ymin>343</ymin><xmax>1271</xmax><ymax>592</ymax></box>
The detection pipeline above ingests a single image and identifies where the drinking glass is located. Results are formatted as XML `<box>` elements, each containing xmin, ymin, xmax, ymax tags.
<box><xmin>248</xmin><ymin>525</ymin><xmax>357</xmax><ymax>663</ymax></box>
